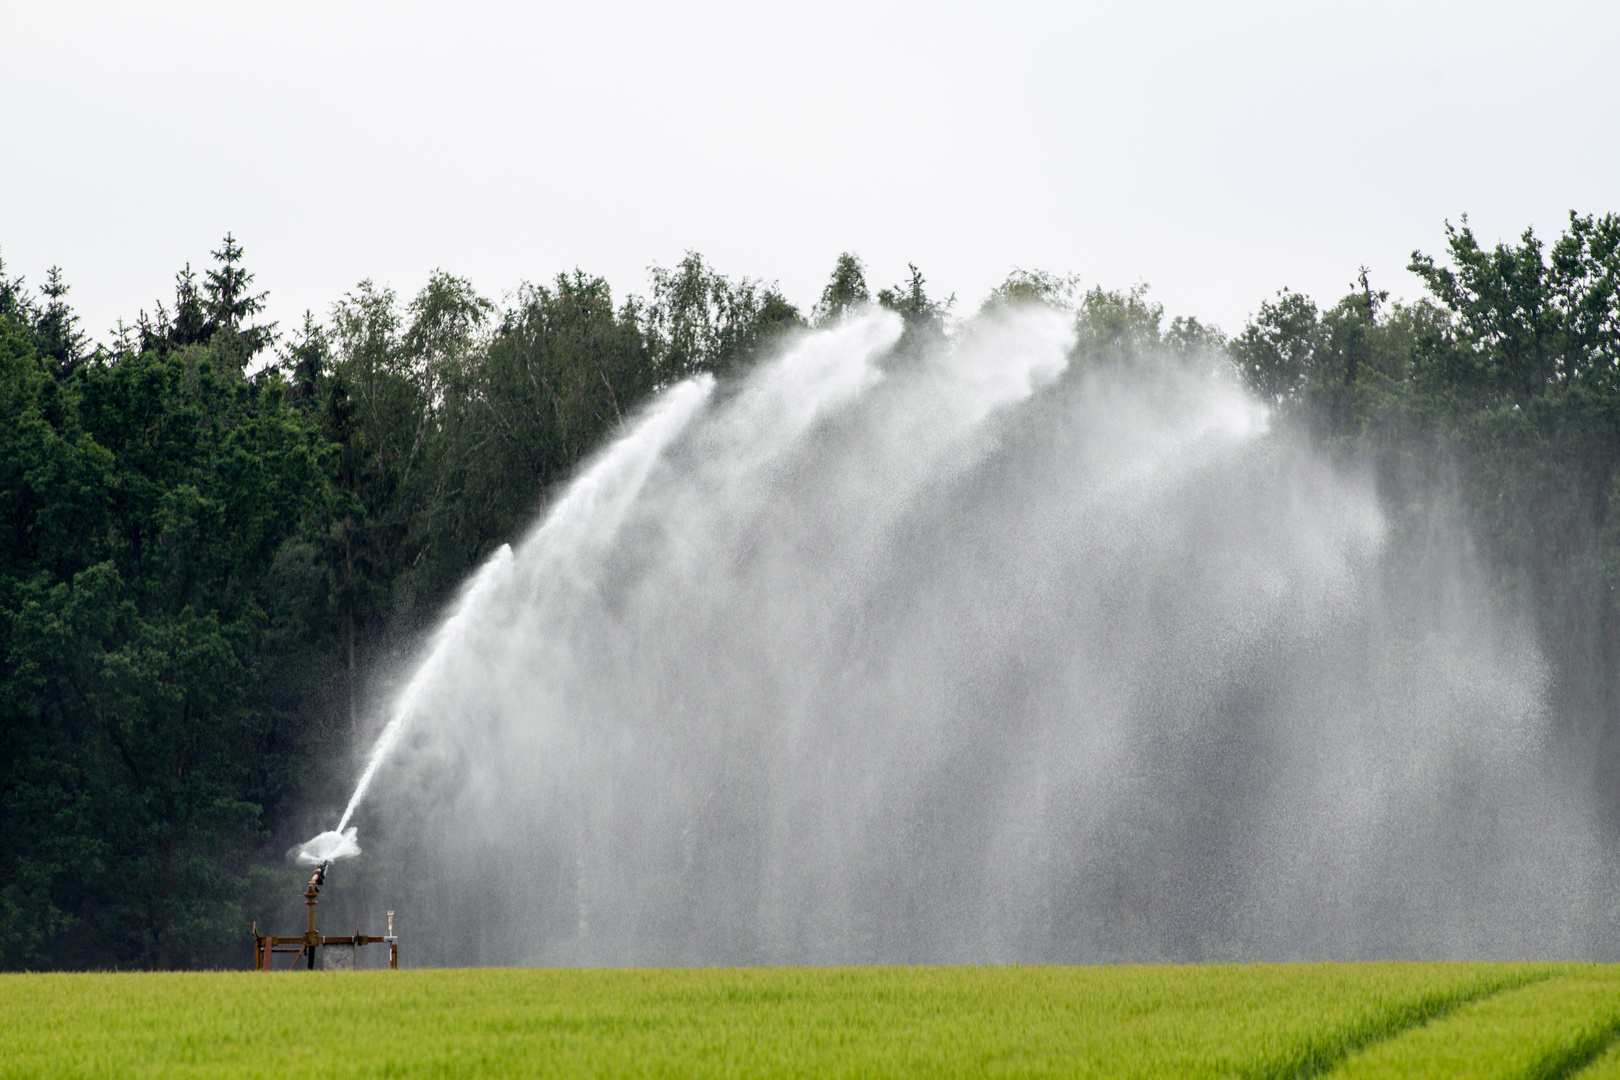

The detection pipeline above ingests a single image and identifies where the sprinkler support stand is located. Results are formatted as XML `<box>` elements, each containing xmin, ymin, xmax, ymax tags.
<box><xmin>252</xmin><ymin>862</ymin><xmax>397</xmax><ymax>971</ymax></box>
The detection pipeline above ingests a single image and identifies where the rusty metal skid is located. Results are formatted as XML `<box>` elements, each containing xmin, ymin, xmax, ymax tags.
<box><xmin>252</xmin><ymin>862</ymin><xmax>398</xmax><ymax>971</ymax></box>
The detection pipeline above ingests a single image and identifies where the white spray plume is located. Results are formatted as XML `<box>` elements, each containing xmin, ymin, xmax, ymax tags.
<box><xmin>294</xmin><ymin>827</ymin><xmax>360</xmax><ymax>865</ymax></box>
<box><xmin>303</xmin><ymin>309</ymin><xmax>1611</xmax><ymax>964</ymax></box>
<box><xmin>297</xmin><ymin>374</ymin><xmax>716</xmax><ymax>860</ymax></box>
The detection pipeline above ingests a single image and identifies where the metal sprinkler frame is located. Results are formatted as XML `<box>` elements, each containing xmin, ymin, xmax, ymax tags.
<box><xmin>252</xmin><ymin>861</ymin><xmax>398</xmax><ymax>971</ymax></box>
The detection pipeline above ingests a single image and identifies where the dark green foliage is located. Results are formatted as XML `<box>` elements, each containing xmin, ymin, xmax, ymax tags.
<box><xmin>1072</xmin><ymin>283</ymin><xmax>1166</xmax><ymax>364</ymax></box>
<box><xmin>980</xmin><ymin>271</ymin><xmax>1216</xmax><ymax>371</ymax></box>
<box><xmin>877</xmin><ymin>264</ymin><xmax>951</xmax><ymax>361</ymax></box>
<box><xmin>278</xmin><ymin>312</ymin><xmax>329</xmax><ymax>406</ymax></box>
<box><xmin>1232</xmin><ymin>289</ymin><xmax>1322</xmax><ymax>404</ymax></box>
<box><xmin>133</xmin><ymin>237</ymin><xmax>275</xmax><ymax>371</ymax></box>
<box><xmin>1164</xmin><ymin>315</ymin><xmax>1227</xmax><ymax>361</ymax></box>
<box><xmin>813</xmin><ymin>253</ymin><xmax>870</xmax><ymax>325</ymax></box>
<box><xmin>978</xmin><ymin>269</ymin><xmax>1079</xmax><ymax>315</ymax></box>
<box><xmin>646</xmin><ymin>253</ymin><xmax>802</xmax><ymax>378</ymax></box>
<box><xmin>0</xmin><ymin>254</ymin><xmax>89</xmax><ymax>377</ymax></box>
<box><xmin>0</xmin><ymin>307</ymin><xmax>332</xmax><ymax>969</ymax></box>
<box><xmin>32</xmin><ymin>268</ymin><xmax>88</xmax><ymax>376</ymax></box>
<box><xmin>202</xmin><ymin>233</ymin><xmax>276</xmax><ymax>370</ymax></box>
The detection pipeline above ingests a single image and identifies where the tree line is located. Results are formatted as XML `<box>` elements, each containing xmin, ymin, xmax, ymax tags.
<box><xmin>1</xmin><ymin>212</ymin><xmax>1616</xmax><ymax>969</ymax></box>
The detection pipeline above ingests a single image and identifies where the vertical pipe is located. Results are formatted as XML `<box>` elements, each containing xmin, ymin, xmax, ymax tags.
<box><xmin>305</xmin><ymin>875</ymin><xmax>320</xmax><ymax>970</ymax></box>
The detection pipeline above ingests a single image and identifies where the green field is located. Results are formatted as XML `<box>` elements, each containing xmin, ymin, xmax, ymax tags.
<box><xmin>3</xmin><ymin>964</ymin><xmax>1619</xmax><ymax>1078</ymax></box>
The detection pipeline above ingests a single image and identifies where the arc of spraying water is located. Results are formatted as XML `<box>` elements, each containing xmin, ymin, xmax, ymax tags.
<box><xmin>296</xmin><ymin>375</ymin><xmax>716</xmax><ymax>864</ymax></box>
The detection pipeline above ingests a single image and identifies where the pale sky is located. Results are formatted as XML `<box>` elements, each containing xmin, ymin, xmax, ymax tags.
<box><xmin>3</xmin><ymin>0</ymin><xmax>1616</xmax><ymax>349</ymax></box>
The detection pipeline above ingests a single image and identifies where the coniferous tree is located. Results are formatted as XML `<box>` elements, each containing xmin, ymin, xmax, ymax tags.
<box><xmin>203</xmin><ymin>233</ymin><xmax>275</xmax><ymax>369</ymax></box>
<box><xmin>31</xmin><ymin>267</ymin><xmax>86</xmax><ymax>376</ymax></box>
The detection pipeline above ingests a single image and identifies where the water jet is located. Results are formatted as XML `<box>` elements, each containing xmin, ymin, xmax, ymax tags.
<box><xmin>302</xmin><ymin>307</ymin><xmax>1611</xmax><ymax>966</ymax></box>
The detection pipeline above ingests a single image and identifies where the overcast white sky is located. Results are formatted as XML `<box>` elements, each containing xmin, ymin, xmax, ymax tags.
<box><xmin>3</xmin><ymin>0</ymin><xmax>1616</xmax><ymax>348</ymax></box>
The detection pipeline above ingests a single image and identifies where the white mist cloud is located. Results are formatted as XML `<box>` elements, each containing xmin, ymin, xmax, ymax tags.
<box><xmin>330</xmin><ymin>310</ymin><xmax>1607</xmax><ymax>965</ymax></box>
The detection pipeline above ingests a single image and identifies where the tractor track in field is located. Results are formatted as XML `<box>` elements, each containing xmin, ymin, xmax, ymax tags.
<box><xmin>1552</xmin><ymin>1026</ymin><xmax>1620</xmax><ymax>1080</ymax></box>
<box><xmin>1255</xmin><ymin>968</ymin><xmax>1559</xmax><ymax>1080</ymax></box>
<box><xmin>1298</xmin><ymin>972</ymin><xmax>1620</xmax><ymax>1080</ymax></box>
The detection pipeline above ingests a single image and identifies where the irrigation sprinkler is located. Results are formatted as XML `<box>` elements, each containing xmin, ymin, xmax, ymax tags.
<box><xmin>252</xmin><ymin>861</ymin><xmax>398</xmax><ymax>971</ymax></box>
